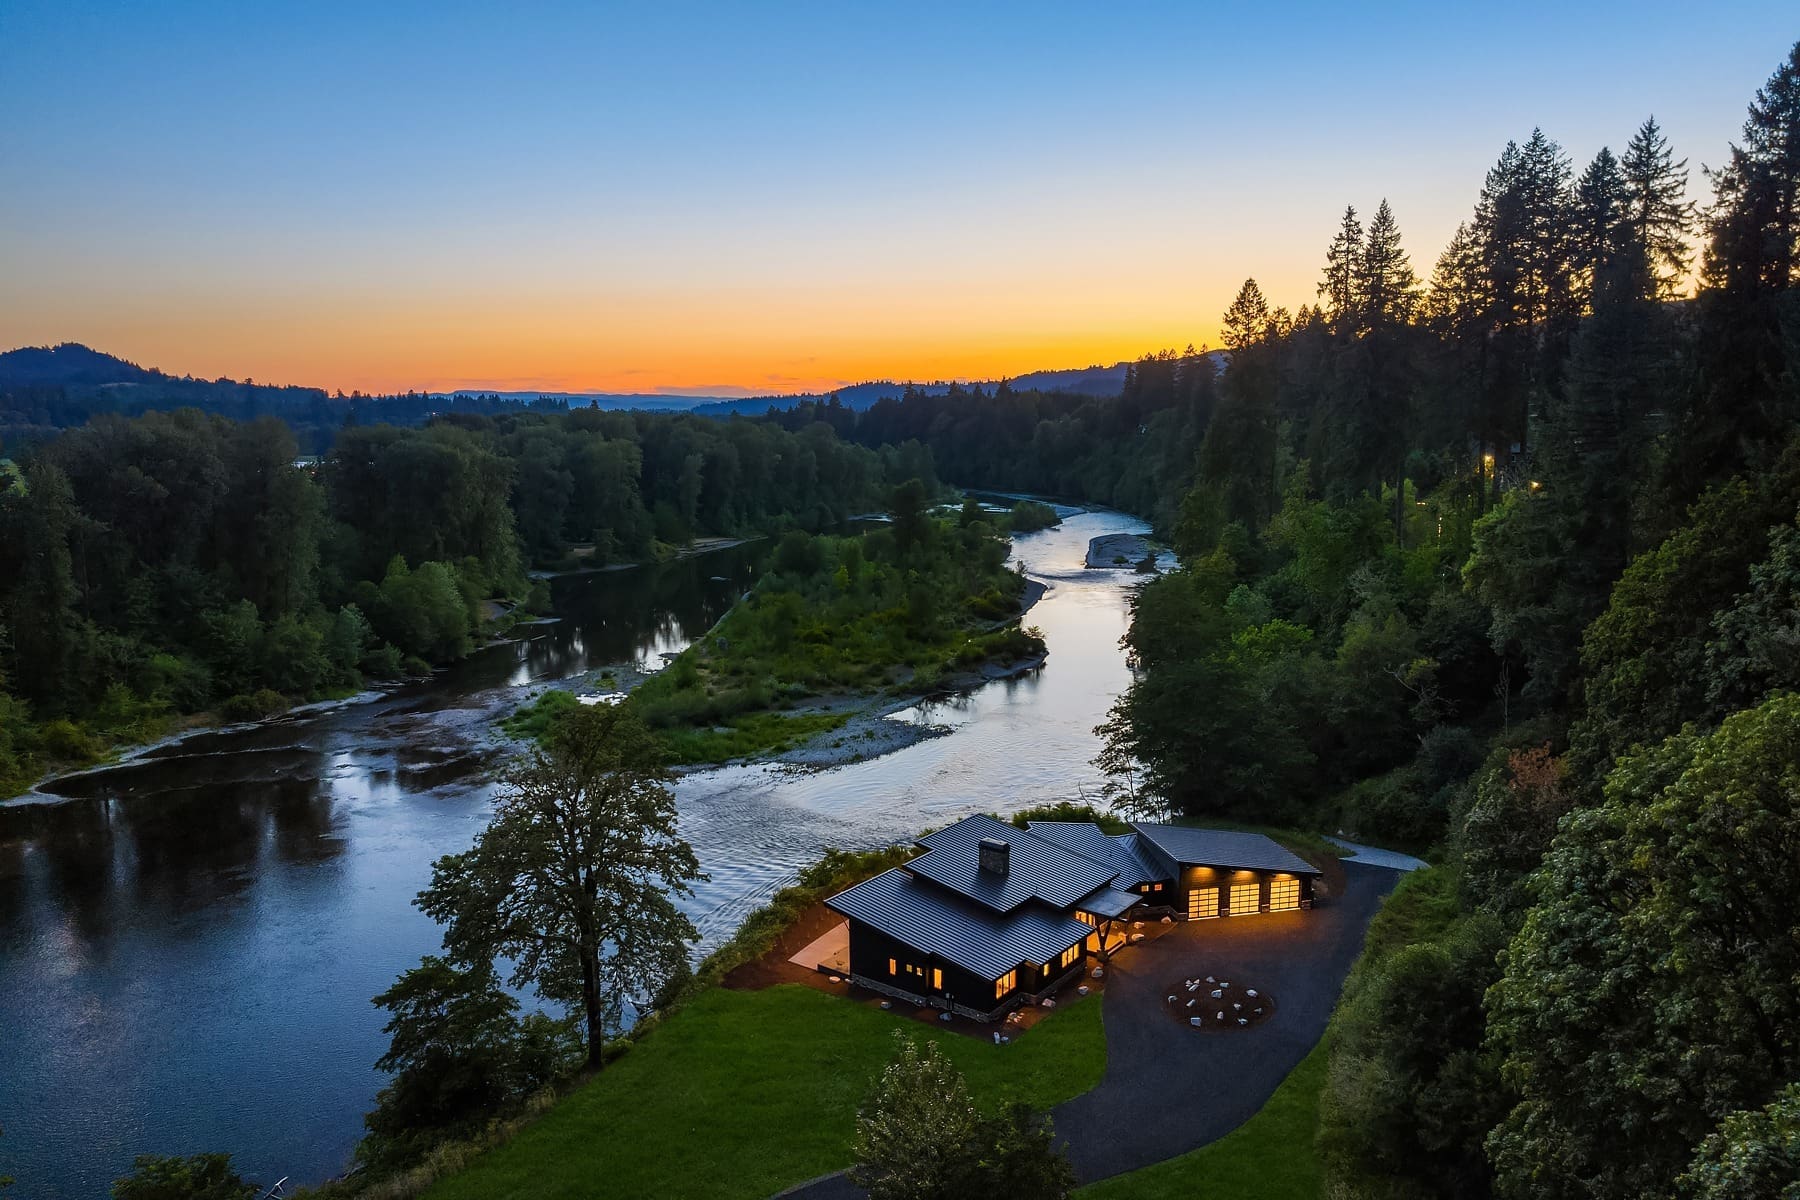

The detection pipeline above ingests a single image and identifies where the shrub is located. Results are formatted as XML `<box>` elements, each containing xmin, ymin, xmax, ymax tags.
<box><xmin>219</xmin><ymin>689</ymin><xmax>289</xmax><ymax>722</ymax></box>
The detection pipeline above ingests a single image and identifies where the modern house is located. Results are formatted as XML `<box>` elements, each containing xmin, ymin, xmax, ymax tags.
<box><xmin>823</xmin><ymin>813</ymin><xmax>1320</xmax><ymax>1020</ymax></box>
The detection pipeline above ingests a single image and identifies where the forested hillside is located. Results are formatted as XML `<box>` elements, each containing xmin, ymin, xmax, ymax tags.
<box><xmin>1065</xmin><ymin>45</ymin><xmax>1798</xmax><ymax>1200</ymax></box>
<box><xmin>0</xmin><ymin>407</ymin><xmax>933</xmax><ymax>796</ymax></box>
<box><xmin>776</xmin><ymin>40</ymin><xmax>1800</xmax><ymax>1200</ymax></box>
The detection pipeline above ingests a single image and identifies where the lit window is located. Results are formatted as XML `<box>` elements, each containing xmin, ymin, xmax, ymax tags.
<box><xmin>931</xmin><ymin>967</ymin><xmax>943</xmax><ymax>989</ymax></box>
<box><xmin>1270</xmin><ymin>877</ymin><xmax>1301</xmax><ymax>911</ymax></box>
<box><xmin>1229</xmin><ymin>882</ymin><xmax>1260</xmax><ymax>914</ymax></box>
<box><xmin>1059</xmin><ymin>944</ymin><xmax>1080</xmax><ymax>969</ymax></box>
<box><xmin>1152</xmin><ymin>882</ymin><xmax>1164</xmax><ymax>892</ymax></box>
<box><xmin>888</xmin><ymin>958</ymin><xmax>896</xmax><ymax>976</ymax></box>
<box><xmin>995</xmin><ymin>969</ymin><xmax>1017</xmax><ymax>999</ymax></box>
<box><xmin>1188</xmin><ymin>888</ymin><xmax>1219</xmax><ymax>919</ymax></box>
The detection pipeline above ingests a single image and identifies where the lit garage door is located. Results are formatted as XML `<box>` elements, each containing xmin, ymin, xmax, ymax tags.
<box><xmin>1187</xmin><ymin>888</ymin><xmax>1219</xmax><ymax>919</ymax></box>
<box><xmin>1228</xmin><ymin>882</ymin><xmax>1260</xmax><ymax>915</ymax></box>
<box><xmin>1269</xmin><ymin>877</ymin><xmax>1300</xmax><ymax>911</ymax></box>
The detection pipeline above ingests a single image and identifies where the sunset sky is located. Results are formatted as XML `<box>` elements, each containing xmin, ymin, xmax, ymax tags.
<box><xmin>2</xmin><ymin>1</ymin><xmax>1793</xmax><ymax>396</ymax></box>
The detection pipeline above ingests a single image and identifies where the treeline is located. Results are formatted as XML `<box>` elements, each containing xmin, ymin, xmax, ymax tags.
<box><xmin>1084</xmin><ymin>43</ymin><xmax>1800</xmax><ymax>1200</ymax></box>
<box><xmin>0</xmin><ymin>407</ymin><xmax>932</xmax><ymax>795</ymax></box>
<box><xmin>766</xmin><ymin>353</ymin><xmax>1219</xmax><ymax>534</ymax></box>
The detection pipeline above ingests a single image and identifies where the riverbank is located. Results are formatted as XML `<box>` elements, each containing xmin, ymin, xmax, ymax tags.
<box><xmin>527</xmin><ymin>535</ymin><xmax>757</xmax><ymax>580</ymax></box>
<box><xmin>498</xmin><ymin>573</ymin><xmax>1052</xmax><ymax>773</ymax></box>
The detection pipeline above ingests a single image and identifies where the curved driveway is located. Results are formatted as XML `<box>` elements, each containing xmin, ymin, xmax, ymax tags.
<box><xmin>779</xmin><ymin>860</ymin><xmax>1400</xmax><ymax>1197</ymax></box>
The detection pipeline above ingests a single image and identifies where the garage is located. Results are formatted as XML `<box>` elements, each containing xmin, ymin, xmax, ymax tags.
<box><xmin>1187</xmin><ymin>887</ymin><xmax>1219</xmax><ymax>919</ymax></box>
<box><xmin>1228</xmin><ymin>881</ymin><xmax>1260</xmax><ymax>915</ymax></box>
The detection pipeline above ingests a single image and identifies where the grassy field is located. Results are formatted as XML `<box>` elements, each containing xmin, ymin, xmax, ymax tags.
<box><xmin>423</xmin><ymin>983</ymin><xmax>1105</xmax><ymax>1200</ymax></box>
<box><xmin>1074</xmin><ymin>1037</ymin><xmax>1331</xmax><ymax>1200</ymax></box>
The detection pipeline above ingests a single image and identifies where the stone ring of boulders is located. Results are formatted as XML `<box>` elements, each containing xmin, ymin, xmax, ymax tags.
<box><xmin>1165</xmin><ymin>975</ymin><xmax>1274</xmax><ymax>1030</ymax></box>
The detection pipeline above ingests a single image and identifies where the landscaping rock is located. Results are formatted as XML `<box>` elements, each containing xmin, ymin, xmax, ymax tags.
<box><xmin>879</xmin><ymin>1001</ymin><xmax>892</xmax><ymax>1010</ymax></box>
<box><xmin>1160</xmin><ymin>915</ymin><xmax>1173</xmax><ymax>924</ymax></box>
<box><xmin>1042</xmin><ymin>998</ymin><xmax>1055</xmax><ymax>1008</ymax></box>
<box><xmin>1210</xmin><ymin>989</ymin><xmax>1223</xmax><ymax>999</ymax></box>
<box><xmin>1078</xmin><ymin>985</ymin><xmax>1091</xmax><ymax>996</ymax></box>
<box><xmin>1091</xmin><ymin>967</ymin><xmax>1104</xmax><ymax>979</ymax></box>
<box><xmin>1189</xmin><ymin>1017</ymin><xmax>1202</xmax><ymax>1027</ymax></box>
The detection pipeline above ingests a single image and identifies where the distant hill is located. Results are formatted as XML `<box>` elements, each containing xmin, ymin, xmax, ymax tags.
<box><xmin>688</xmin><ymin>362</ymin><xmax>1134</xmax><ymax>418</ymax></box>
<box><xmin>0</xmin><ymin>343</ymin><xmax>165</xmax><ymax>387</ymax></box>
<box><xmin>0</xmin><ymin>344</ymin><xmax>1141</xmax><ymax>450</ymax></box>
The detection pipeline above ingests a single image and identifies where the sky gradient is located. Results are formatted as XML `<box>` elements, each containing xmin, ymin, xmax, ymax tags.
<box><xmin>2</xmin><ymin>2</ymin><xmax>1794</xmax><ymax>396</ymax></box>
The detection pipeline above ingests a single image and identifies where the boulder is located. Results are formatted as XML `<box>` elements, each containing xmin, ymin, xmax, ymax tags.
<box><xmin>1210</xmin><ymin>989</ymin><xmax>1223</xmax><ymax>999</ymax></box>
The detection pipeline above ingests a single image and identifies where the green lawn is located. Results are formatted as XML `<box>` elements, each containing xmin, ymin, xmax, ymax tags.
<box><xmin>1074</xmin><ymin>1037</ymin><xmax>1331</xmax><ymax>1200</ymax></box>
<box><xmin>424</xmin><ymin>983</ymin><xmax>1105</xmax><ymax>1200</ymax></box>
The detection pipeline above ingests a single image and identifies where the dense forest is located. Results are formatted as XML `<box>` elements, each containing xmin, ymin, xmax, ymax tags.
<box><xmin>1055</xmin><ymin>44</ymin><xmax>1795</xmax><ymax>1200</ymax></box>
<box><xmin>0</xmin><ymin>408</ymin><xmax>936</xmax><ymax>796</ymax></box>
<box><xmin>751</xmin><ymin>38</ymin><xmax>1800</xmax><ymax>1200</ymax></box>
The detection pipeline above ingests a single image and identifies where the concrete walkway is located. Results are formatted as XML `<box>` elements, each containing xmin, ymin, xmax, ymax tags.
<box><xmin>776</xmin><ymin>861</ymin><xmax>1402</xmax><ymax>1197</ymax></box>
<box><xmin>1326</xmin><ymin>836</ymin><xmax>1430</xmax><ymax>872</ymax></box>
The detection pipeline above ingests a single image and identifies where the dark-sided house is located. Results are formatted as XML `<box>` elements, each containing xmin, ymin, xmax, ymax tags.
<box><xmin>824</xmin><ymin>814</ymin><xmax>1320</xmax><ymax>1021</ymax></box>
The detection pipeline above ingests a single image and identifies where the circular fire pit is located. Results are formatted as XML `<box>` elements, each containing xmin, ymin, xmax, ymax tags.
<box><xmin>1164</xmin><ymin>975</ymin><xmax>1274</xmax><ymax>1031</ymax></box>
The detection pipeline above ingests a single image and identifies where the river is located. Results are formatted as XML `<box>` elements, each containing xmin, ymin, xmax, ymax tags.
<box><xmin>0</xmin><ymin>507</ymin><xmax>1154</xmax><ymax>1197</ymax></box>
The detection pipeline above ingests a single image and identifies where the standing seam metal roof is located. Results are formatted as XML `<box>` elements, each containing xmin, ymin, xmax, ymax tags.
<box><xmin>1023</xmin><ymin>820</ymin><xmax>1166</xmax><ymax>889</ymax></box>
<box><xmin>824</xmin><ymin>868</ymin><xmax>1089</xmax><ymax>980</ymax></box>
<box><xmin>1129</xmin><ymin>823</ymin><xmax>1322</xmax><ymax>876</ymax></box>
<box><xmin>910</xmin><ymin>814</ymin><xmax>1119</xmax><ymax>912</ymax></box>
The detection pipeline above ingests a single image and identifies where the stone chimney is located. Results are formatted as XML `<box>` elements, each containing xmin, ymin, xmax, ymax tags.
<box><xmin>979</xmin><ymin>837</ymin><xmax>1010</xmax><ymax>875</ymax></box>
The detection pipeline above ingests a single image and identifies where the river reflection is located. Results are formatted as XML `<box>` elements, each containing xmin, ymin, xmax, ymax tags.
<box><xmin>0</xmin><ymin>510</ymin><xmax>1155</xmax><ymax>1197</ymax></box>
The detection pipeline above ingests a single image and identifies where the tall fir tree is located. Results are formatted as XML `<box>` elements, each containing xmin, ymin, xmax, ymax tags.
<box><xmin>1619</xmin><ymin>116</ymin><xmax>1695</xmax><ymax>298</ymax></box>
<box><xmin>1319</xmin><ymin>206</ymin><xmax>1365</xmax><ymax>333</ymax></box>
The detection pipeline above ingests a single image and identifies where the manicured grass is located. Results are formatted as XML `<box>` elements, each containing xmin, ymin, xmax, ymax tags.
<box><xmin>658</xmin><ymin>709</ymin><xmax>851</xmax><ymax>764</ymax></box>
<box><xmin>1075</xmin><ymin>1036</ymin><xmax>1331</xmax><ymax>1200</ymax></box>
<box><xmin>424</xmin><ymin>983</ymin><xmax>1105</xmax><ymax>1200</ymax></box>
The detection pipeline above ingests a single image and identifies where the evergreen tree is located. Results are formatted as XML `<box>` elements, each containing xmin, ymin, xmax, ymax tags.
<box><xmin>1619</xmin><ymin>116</ymin><xmax>1695</xmax><ymax>298</ymax></box>
<box><xmin>1570</xmin><ymin>147</ymin><xmax>1632</xmax><ymax>304</ymax></box>
<box><xmin>1359</xmin><ymin>199</ymin><xmax>1419</xmax><ymax>329</ymax></box>
<box><xmin>1319</xmin><ymin>206</ymin><xmax>1365</xmax><ymax>333</ymax></box>
<box><xmin>1220</xmin><ymin>278</ymin><xmax>1273</xmax><ymax>353</ymax></box>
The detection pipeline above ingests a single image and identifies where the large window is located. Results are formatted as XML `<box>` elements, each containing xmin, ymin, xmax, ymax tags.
<box><xmin>1269</xmin><ymin>877</ymin><xmax>1301</xmax><ymax>911</ymax></box>
<box><xmin>1229</xmin><ymin>882</ymin><xmax>1261</xmax><ymax>915</ymax></box>
<box><xmin>995</xmin><ymin>969</ymin><xmax>1017</xmax><ymax>999</ymax></box>
<box><xmin>931</xmin><ymin>967</ymin><xmax>943</xmax><ymax>990</ymax></box>
<box><xmin>1059</xmin><ymin>944</ymin><xmax>1081</xmax><ymax>970</ymax></box>
<box><xmin>1188</xmin><ymin>888</ymin><xmax>1219</xmax><ymax>919</ymax></box>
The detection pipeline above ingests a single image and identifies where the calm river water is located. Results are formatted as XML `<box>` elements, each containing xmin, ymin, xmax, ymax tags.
<box><xmin>0</xmin><ymin>508</ymin><xmax>1153</xmax><ymax>1197</ymax></box>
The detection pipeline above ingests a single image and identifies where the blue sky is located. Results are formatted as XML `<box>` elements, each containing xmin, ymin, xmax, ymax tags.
<box><xmin>2</xmin><ymin>2</ymin><xmax>1793</xmax><ymax>393</ymax></box>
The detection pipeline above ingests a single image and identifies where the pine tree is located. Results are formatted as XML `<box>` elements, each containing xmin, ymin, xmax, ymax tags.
<box><xmin>1359</xmin><ymin>199</ymin><xmax>1418</xmax><ymax>328</ymax></box>
<box><xmin>1571</xmin><ymin>147</ymin><xmax>1632</xmax><ymax>305</ymax></box>
<box><xmin>1703</xmin><ymin>41</ymin><xmax>1800</xmax><ymax>293</ymax></box>
<box><xmin>1620</xmin><ymin>116</ymin><xmax>1695</xmax><ymax>298</ymax></box>
<box><xmin>1673</xmin><ymin>42</ymin><xmax>1800</xmax><ymax>495</ymax></box>
<box><xmin>1319</xmin><ymin>206</ymin><xmax>1364</xmax><ymax>333</ymax></box>
<box><xmin>1220</xmin><ymin>278</ymin><xmax>1273</xmax><ymax>352</ymax></box>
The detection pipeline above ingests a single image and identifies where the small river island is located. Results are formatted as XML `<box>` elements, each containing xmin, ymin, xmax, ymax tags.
<box><xmin>503</xmin><ymin>496</ymin><xmax>1051</xmax><ymax>769</ymax></box>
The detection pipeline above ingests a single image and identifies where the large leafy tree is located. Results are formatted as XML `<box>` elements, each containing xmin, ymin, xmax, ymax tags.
<box><xmin>1676</xmin><ymin>1082</ymin><xmax>1800</xmax><ymax>1199</ymax></box>
<box><xmin>1487</xmin><ymin>693</ymin><xmax>1800</xmax><ymax>1199</ymax></box>
<box><xmin>419</xmin><ymin>704</ymin><xmax>704</xmax><ymax>1068</ymax></box>
<box><xmin>110</xmin><ymin>1155</ymin><xmax>257</xmax><ymax>1200</ymax></box>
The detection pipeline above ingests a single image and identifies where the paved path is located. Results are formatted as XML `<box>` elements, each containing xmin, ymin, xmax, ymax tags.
<box><xmin>777</xmin><ymin>861</ymin><xmax>1400</xmax><ymax>1197</ymax></box>
<box><xmin>1326</xmin><ymin>836</ymin><xmax>1430</xmax><ymax>872</ymax></box>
